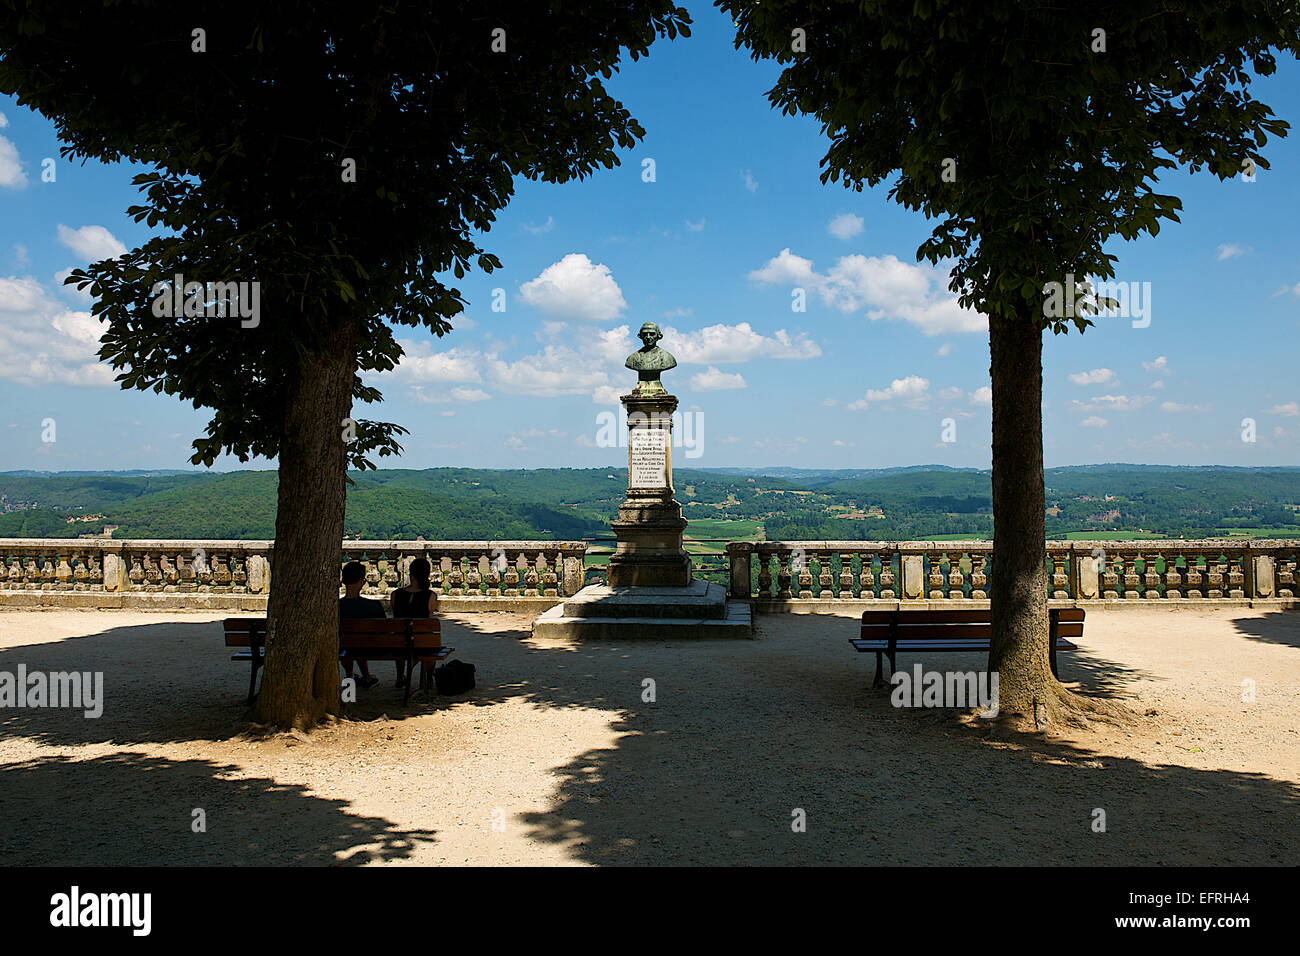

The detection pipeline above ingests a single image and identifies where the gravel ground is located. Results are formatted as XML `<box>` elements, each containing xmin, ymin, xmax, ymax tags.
<box><xmin>0</xmin><ymin>606</ymin><xmax>1296</xmax><ymax>865</ymax></box>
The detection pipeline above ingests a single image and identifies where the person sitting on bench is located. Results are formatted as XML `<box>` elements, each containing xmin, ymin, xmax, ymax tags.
<box><xmin>339</xmin><ymin>561</ymin><xmax>384</xmax><ymax>689</ymax></box>
<box><xmin>391</xmin><ymin>556</ymin><xmax>437</xmax><ymax>687</ymax></box>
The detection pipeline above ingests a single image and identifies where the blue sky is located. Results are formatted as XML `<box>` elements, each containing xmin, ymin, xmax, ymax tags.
<box><xmin>2</xmin><ymin>4</ymin><xmax>1299</xmax><ymax>473</ymax></box>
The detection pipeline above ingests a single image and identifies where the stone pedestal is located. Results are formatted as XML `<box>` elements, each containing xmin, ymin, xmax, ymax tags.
<box><xmin>532</xmin><ymin>372</ymin><xmax>750</xmax><ymax>640</ymax></box>
<box><xmin>606</xmin><ymin>390</ymin><xmax>692</xmax><ymax>588</ymax></box>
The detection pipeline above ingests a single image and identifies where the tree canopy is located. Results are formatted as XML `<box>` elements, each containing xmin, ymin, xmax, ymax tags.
<box><xmin>721</xmin><ymin>0</ymin><xmax>1298</xmax><ymax>327</ymax></box>
<box><xmin>0</xmin><ymin>0</ymin><xmax>691</xmax><ymax>466</ymax></box>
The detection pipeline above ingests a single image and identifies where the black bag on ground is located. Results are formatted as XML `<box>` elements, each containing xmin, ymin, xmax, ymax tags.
<box><xmin>435</xmin><ymin>660</ymin><xmax>475</xmax><ymax>695</ymax></box>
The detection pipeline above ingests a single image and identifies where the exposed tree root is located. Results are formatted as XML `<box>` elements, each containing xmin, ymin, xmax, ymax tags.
<box><xmin>969</xmin><ymin>681</ymin><xmax>1137</xmax><ymax>735</ymax></box>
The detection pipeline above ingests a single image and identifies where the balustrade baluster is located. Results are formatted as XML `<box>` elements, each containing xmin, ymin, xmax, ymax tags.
<box><xmin>928</xmin><ymin>554</ymin><xmax>945</xmax><ymax>599</ymax></box>
<box><xmin>1121</xmin><ymin>553</ymin><xmax>1139</xmax><ymax>599</ymax></box>
<box><xmin>72</xmin><ymin>551</ymin><xmax>89</xmax><ymax>590</ymax></box>
<box><xmin>1101</xmin><ymin>553</ymin><xmax>1119</xmax><ymax>599</ymax></box>
<box><xmin>542</xmin><ymin>552</ymin><xmax>559</xmax><ymax>597</ymax></box>
<box><xmin>777</xmin><ymin>552</ymin><xmax>793</xmax><ymax>599</ymax></box>
<box><xmin>523</xmin><ymin>554</ymin><xmax>540</xmax><ymax>596</ymax></box>
<box><xmin>1164</xmin><ymin>552</ymin><xmax>1183</xmax><ymax>599</ymax></box>
<box><xmin>1051</xmin><ymin>551</ymin><xmax>1069</xmax><ymax>599</ymax></box>
<box><xmin>879</xmin><ymin>553</ymin><xmax>897</xmax><ymax>599</ymax></box>
<box><xmin>1226</xmin><ymin>553</ymin><xmax>1245</xmax><ymax>598</ymax></box>
<box><xmin>839</xmin><ymin>552</ymin><xmax>855</xmax><ymax>599</ymax></box>
<box><xmin>818</xmin><ymin>552</ymin><xmax>834</xmax><ymax>599</ymax></box>
<box><xmin>970</xmin><ymin>553</ymin><xmax>987</xmax><ymax>600</ymax></box>
<box><xmin>1143</xmin><ymin>552</ymin><xmax>1162</xmax><ymax>599</ymax></box>
<box><xmin>1277</xmin><ymin>554</ymin><xmax>1296</xmax><ymax>597</ymax></box>
<box><xmin>948</xmin><ymin>552</ymin><xmax>967</xmax><ymax>599</ymax></box>
<box><xmin>466</xmin><ymin>553</ymin><xmax>484</xmax><ymax>595</ymax></box>
<box><xmin>1206</xmin><ymin>554</ymin><xmax>1225</xmax><ymax>599</ymax></box>
<box><xmin>797</xmin><ymin>552</ymin><xmax>814</xmax><ymax>599</ymax></box>
<box><xmin>858</xmin><ymin>553</ymin><xmax>876</xmax><ymax>599</ymax></box>
<box><xmin>503</xmin><ymin>556</ymin><xmax>520</xmax><ymax>596</ymax></box>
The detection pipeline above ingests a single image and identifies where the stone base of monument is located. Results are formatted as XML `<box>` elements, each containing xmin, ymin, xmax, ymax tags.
<box><xmin>531</xmin><ymin>579</ymin><xmax>752</xmax><ymax>640</ymax></box>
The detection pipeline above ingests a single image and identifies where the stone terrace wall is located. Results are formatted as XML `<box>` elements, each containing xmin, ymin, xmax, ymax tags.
<box><xmin>3</xmin><ymin>537</ymin><xmax>1297</xmax><ymax>613</ymax></box>
<box><xmin>0</xmin><ymin>539</ymin><xmax>587</xmax><ymax>612</ymax></box>
<box><xmin>727</xmin><ymin>540</ymin><xmax>1300</xmax><ymax>612</ymax></box>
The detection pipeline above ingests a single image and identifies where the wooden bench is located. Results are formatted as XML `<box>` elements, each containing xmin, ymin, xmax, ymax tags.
<box><xmin>224</xmin><ymin>617</ymin><xmax>453</xmax><ymax>706</ymax></box>
<box><xmin>849</xmin><ymin>607</ymin><xmax>1083</xmax><ymax>686</ymax></box>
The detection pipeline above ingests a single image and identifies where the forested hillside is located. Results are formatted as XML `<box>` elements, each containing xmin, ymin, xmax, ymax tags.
<box><xmin>2</xmin><ymin>466</ymin><xmax>1297</xmax><ymax>541</ymax></box>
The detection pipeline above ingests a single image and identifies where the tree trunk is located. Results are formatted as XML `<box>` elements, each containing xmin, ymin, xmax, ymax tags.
<box><xmin>986</xmin><ymin>309</ymin><xmax>1055</xmax><ymax>726</ymax></box>
<box><xmin>257</xmin><ymin>317</ymin><xmax>357</xmax><ymax>729</ymax></box>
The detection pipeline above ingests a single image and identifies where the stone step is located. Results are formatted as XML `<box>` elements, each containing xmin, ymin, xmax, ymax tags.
<box><xmin>531</xmin><ymin>597</ymin><xmax>752</xmax><ymax>640</ymax></box>
<box><xmin>558</xmin><ymin>580</ymin><xmax>729</xmax><ymax>619</ymax></box>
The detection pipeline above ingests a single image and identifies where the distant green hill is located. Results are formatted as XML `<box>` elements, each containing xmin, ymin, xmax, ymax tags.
<box><xmin>1</xmin><ymin>466</ymin><xmax>1297</xmax><ymax>541</ymax></box>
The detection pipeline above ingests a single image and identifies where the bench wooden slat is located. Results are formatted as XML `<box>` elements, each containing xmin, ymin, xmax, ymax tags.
<box><xmin>232</xmin><ymin>646</ymin><xmax>454</xmax><ymax>663</ymax></box>
<box><xmin>861</xmin><ymin>622</ymin><xmax>1085</xmax><ymax>639</ymax></box>
<box><xmin>853</xmin><ymin>607</ymin><xmax>1084</xmax><ymax>685</ymax></box>
<box><xmin>852</xmin><ymin>638</ymin><xmax>1077</xmax><ymax>651</ymax></box>
<box><xmin>860</xmin><ymin>609</ymin><xmax>991</xmax><ymax>625</ymax></box>
<box><xmin>222</xmin><ymin>615</ymin><xmax>448</xmax><ymax>706</ymax></box>
<box><xmin>340</xmin><ymin>618</ymin><xmax>439</xmax><ymax>635</ymax></box>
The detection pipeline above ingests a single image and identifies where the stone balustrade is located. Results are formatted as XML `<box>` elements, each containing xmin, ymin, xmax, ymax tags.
<box><xmin>726</xmin><ymin>540</ymin><xmax>1300</xmax><ymax>610</ymax></box>
<box><xmin>0</xmin><ymin>539</ymin><xmax>587</xmax><ymax>611</ymax></box>
<box><xmin>2</xmin><ymin>537</ymin><xmax>1296</xmax><ymax>612</ymax></box>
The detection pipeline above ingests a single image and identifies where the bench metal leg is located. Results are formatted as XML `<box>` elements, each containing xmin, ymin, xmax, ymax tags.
<box><xmin>872</xmin><ymin>652</ymin><xmax>884</xmax><ymax>687</ymax></box>
<box><xmin>247</xmin><ymin>641</ymin><xmax>261</xmax><ymax>705</ymax></box>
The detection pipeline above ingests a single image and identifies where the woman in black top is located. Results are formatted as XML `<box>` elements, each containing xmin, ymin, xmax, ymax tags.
<box><xmin>391</xmin><ymin>556</ymin><xmax>437</xmax><ymax>686</ymax></box>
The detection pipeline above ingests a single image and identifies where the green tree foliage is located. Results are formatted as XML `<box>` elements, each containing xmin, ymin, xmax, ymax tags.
<box><xmin>719</xmin><ymin>0</ymin><xmax>1299</xmax><ymax>724</ymax></box>
<box><xmin>0</xmin><ymin>1</ymin><xmax>690</xmax><ymax>728</ymax></box>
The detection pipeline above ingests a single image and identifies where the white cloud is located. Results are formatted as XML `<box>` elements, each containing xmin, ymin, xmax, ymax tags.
<box><xmin>1142</xmin><ymin>356</ymin><xmax>1168</xmax><ymax>374</ymax></box>
<box><xmin>1080</xmin><ymin>416</ymin><xmax>1108</xmax><ymax>428</ymax></box>
<box><xmin>742</xmin><ymin>169</ymin><xmax>758</xmax><ymax>192</ymax></box>
<box><xmin>1269</xmin><ymin>402</ymin><xmax>1300</xmax><ymax>417</ymax></box>
<box><xmin>848</xmin><ymin>375</ymin><xmax>930</xmax><ymax>411</ymax></box>
<box><xmin>749</xmin><ymin>248</ymin><xmax>982</xmax><ymax>336</ymax></box>
<box><xmin>56</xmin><ymin>224</ymin><xmax>127</xmax><ymax>261</ymax></box>
<box><xmin>937</xmin><ymin>386</ymin><xmax>963</xmax><ymax>401</ymax></box>
<box><xmin>690</xmin><ymin>366</ymin><xmax>747</xmax><ymax>391</ymax></box>
<box><xmin>1216</xmin><ymin>243</ymin><xmax>1248</xmax><ymax>261</ymax></box>
<box><xmin>660</xmin><ymin>321</ymin><xmax>820</xmax><ymax>364</ymax></box>
<box><xmin>1069</xmin><ymin>394</ymin><xmax>1153</xmax><ymax>412</ymax></box>
<box><xmin>0</xmin><ymin>275</ymin><xmax>114</xmax><ymax>386</ymax></box>
<box><xmin>684</xmin><ymin>219</ymin><xmax>706</xmax><ymax>232</ymax></box>
<box><xmin>662</xmin><ymin>307</ymin><xmax>693</xmax><ymax>319</ymax></box>
<box><xmin>0</xmin><ymin>132</ymin><xmax>27</xmax><ymax>188</ymax></box>
<box><xmin>391</xmin><ymin>342</ymin><xmax>482</xmax><ymax>382</ymax></box>
<box><xmin>410</xmin><ymin>385</ymin><xmax>491</xmax><ymax>404</ymax></box>
<box><xmin>591</xmin><ymin>384</ymin><xmax>624</xmax><ymax>405</ymax></box>
<box><xmin>488</xmin><ymin>350</ymin><xmax>612</xmax><ymax>396</ymax></box>
<box><xmin>522</xmin><ymin>216</ymin><xmax>555</xmax><ymax>235</ymax></box>
<box><xmin>1161</xmin><ymin>401</ymin><xmax>1210</xmax><ymax>413</ymax></box>
<box><xmin>968</xmin><ymin>386</ymin><xmax>993</xmax><ymax>407</ymax></box>
<box><xmin>519</xmin><ymin>253</ymin><xmax>626</xmax><ymax>321</ymax></box>
<box><xmin>828</xmin><ymin>213</ymin><xmax>864</xmax><ymax>240</ymax></box>
<box><xmin>1068</xmin><ymin>368</ymin><xmax>1116</xmax><ymax>386</ymax></box>
<box><xmin>936</xmin><ymin>342</ymin><xmax>952</xmax><ymax>357</ymax></box>
<box><xmin>0</xmin><ymin>113</ymin><xmax>7</xmax><ymax>128</ymax></box>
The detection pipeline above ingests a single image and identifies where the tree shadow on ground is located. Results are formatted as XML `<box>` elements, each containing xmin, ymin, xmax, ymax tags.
<box><xmin>5</xmin><ymin>610</ymin><xmax>1296</xmax><ymax>866</ymax></box>
<box><xmin>0</xmin><ymin>751</ymin><xmax>436</xmax><ymax>865</ymax></box>
<box><xmin>1229</xmin><ymin>610</ymin><xmax>1300</xmax><ymax>650</ymax></box>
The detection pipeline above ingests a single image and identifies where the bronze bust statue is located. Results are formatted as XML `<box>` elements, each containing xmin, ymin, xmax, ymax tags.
<box><xmin>625</xmin><ymin>322</ymin><xmax>676</xmax><ymax>395</ymax></box>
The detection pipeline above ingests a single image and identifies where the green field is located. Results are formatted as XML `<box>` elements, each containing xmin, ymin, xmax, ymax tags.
<box><xmin>683</xmin><ymin>518</ymin><xmax>764</xmax><ymax>541</ymax></box>
<box><xmin>1063</xmin><ymin>530</ymin><xmax>1168</xmax><ymax>541</ymax></box>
